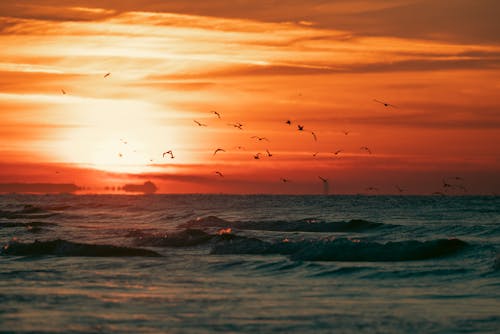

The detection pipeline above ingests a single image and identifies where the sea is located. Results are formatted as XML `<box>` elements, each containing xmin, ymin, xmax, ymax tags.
<box><xmin>0</xmin><ymin>194</ymin><xmax>498</xmax><ymax>333</ymax></box>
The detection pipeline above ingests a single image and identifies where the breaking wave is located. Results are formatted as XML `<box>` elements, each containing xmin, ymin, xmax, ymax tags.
<box><xmin>0</xmin><ymin>205</ymin><xmax>57</xmax><ymax>219</ymax></box>
<box><xmin>1</xmin><ymin>239</ymin><xmax>161</xmax><ymax>257</ymax></box>
<box><xmin>211</xmin><ymin>236</ymin><xmax>468</xmax><ymax>262</ymax></box>
<box><xmin>179</xmin><ymin>215</ymin><xmax>393</xmax><ymax>232</ymax></box>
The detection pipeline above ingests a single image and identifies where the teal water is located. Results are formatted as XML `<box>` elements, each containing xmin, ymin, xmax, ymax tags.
<box><xmin>1</xmin><ymin>195</ymin><xmax>499</xmax><ymax>333</ymax></box>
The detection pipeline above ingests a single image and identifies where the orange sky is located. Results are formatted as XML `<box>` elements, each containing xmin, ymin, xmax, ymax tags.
<box><xmin>1</xmin><ymin>0</ymin><xmax>499</xmax><ymax>194</ymax></box>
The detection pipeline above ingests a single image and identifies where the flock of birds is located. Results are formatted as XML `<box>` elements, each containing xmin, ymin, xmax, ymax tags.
<box><xmin>61</xmin><ymin>73</ymin><xmax>468</xmax><ymax>195</ymax></box>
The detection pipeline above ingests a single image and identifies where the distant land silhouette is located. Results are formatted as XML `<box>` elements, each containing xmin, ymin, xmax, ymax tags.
<box><xmin>0</xmin><ymin>183</ymin><xmax>79</xmax><ymax>194</ymax></box>
<box><xmin>122</xmin><ymin>181</ymin><xmax>158</xmax><ymax>194</ymax></box>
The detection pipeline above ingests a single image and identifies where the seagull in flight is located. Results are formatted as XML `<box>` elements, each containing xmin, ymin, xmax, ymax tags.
<box><xmin>312</xmin><ymin>152</ymin><xmax>319</xmax><ymax>157</ymax></box>
<box><xmin>212</xmin><ymin>111</ymin><xmax>221</xmax><ymax>119</ymax></box>
<box><xmin>215</xmin><ymin>171</ymin><xmax>224</xmax><ymax>177</ymax></box>
<box><xmin>318</xmin><ymin>176</ymin><xmax>328</xmax><ymax>183</ymax></box>
<box><xmin>254</xmin><ymin>153</ymin><xmax>261</xmax><ymax>160</ymax></box>
<box><xmin>213</xmin><ymin>148</ymin><xmax>226</xmax><ymax>156</ymax></box>
<box><xmin>311</xmin><ymin>131</ymin><xmax>317</xmax><ymax>141</ymax></box>
<box><xmin>194</xmin><ymin>120</ymin><xmax>207</xmax><ymax>127</ymax></box>
<box><xmin>373</xmin><ymin>99</ymin><xmax>397</xmax><ymax>108</ymax></box>
<box><xmin>297</xmin><ymin>125</ymin><xmax>304</xmax><ymax>131</ymax></box>
<box><xmin>266</xmin><ymin>149</ymin><xmax>273</xmax><ymax>157</ymax></box>
<box><xmin>104</xmin><ymin>73</ymin><xmax>111</xmax><ymax>78</ymax></box>
<box><xmin>281</xmin><ymin>178</ymin><xmax>290</xmax><ymax>183</ymax></box>
<box><xmin>285</xmin><ymin>120</ymin><xmax>292</xmax><ymax>125</ymax></box>
<box><xmin>61</xmin><ymin>89</ymin><xmax>66</xmax><ymax>95</ymax></box>
<box><xmin>360</xmin><ymin>146</ymin><xmax>372</xmax><ymax>154</ymax></box>
<box><xmin>163</xmin><ymin>150</ymin><xmax>174</xmax><ymax>159</ymax></box>
<box><xmin>334</xmin><ymin>150</ymin><xmax>343</xmax><ymax>155</ymax></box>
<box><xmin>342</xmin><ymin>130</ymin><xmax>350</xmax><ymax>136</ymax></box>
<box><xmin>251</xmin><ymin>136</ymin><xmax>269</xmax><ymax>142</ymax></box>
<box><xmin>395</xmin><ymin>185</ymin><xmax>405</xmax><ymax>193</ymax></box>
<box><xmin>228</xmin><ymin>123</ymin><xmax>243</xmax><ymax>130</ymax></box>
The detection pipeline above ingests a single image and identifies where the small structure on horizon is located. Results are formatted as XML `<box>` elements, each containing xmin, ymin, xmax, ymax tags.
<box><xmin>122</xmin><ymin>181</ymin><xmax>158</xmax><ymax>194</ymax></box>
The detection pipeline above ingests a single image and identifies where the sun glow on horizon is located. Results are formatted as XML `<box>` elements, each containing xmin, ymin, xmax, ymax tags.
<box><xmin>0</xmin><ymin>3</ymin><xmax>499</xmax><ymax>193</ymax></box>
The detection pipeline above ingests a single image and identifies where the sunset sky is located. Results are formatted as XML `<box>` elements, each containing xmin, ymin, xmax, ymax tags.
<box><xmin>1</xmin><ymin>0</ymin><xmax>499</xmax><ymax>194</ymax></box>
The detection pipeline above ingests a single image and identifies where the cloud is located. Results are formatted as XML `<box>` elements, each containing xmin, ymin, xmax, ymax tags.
<box><xmin>2</xmin><ymin>0</ymin><xmax>498</xmax><ymax>43</ymax></box>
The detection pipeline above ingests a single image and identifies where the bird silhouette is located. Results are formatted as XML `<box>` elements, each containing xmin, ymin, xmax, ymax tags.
<box><xmin>194</xmin><ymin>120</ymin><xmax>207</xmax><ymax>127</ymax></box>
<box><xmin>266</xmin><ymin>149</ymin><xmax>273</xmax><ymax>157</ymax></box>
<box><xmin>281</xmin><ymin>178</ymin><xmax>290</xmax><ymax>183</ymax></box>
<box><xmin>104</xmin><ymin>73</ymin><xmax>111</xmax><ymax>78</ymax></box>
<box><xmin>212</xmin><ymin>111</ymin><xmax>221</xmax><ymax>119</ymax></box>
<box><xmin>360</xmin><ymin>146</ymin><xmax>372</xmax><ymax>154</ymax></box>
<box><xmin>311</xmin><ymin>132</ymin><xmax>317</xmax><ymax>141</ymax></box>
<box><xmin>297</xmin><ymin>125</ymin><xmax>304</xmax><ymax>131</ymax></box>
<box><xmin>395</xmin><ymin>185</ymin><xmax>405</xmax><ymax>193</ymax></box>
<box><xmin>213</xmin><ymin>148</ymin><xmax>225</xmax><ymax>156</ymax></box>
<box><xmin>61</xmin><ymin>89</ymin><xmax>66</xmax><ymax>95</ymax></box>
<box><xmin>251</xmin><ymin>136</ymin><xmax>269</xmax><ymax>142</ymax></box>
<box><xmin>373</xmin><ymin>99</ymin><xmax>397</xmax><ymax>108</ymax></box>
<box><xmin>285</xmin><ymin>120</ymin><xmax>292</xmax><ymax>125</ymax></box>
<box><xmin>228</xmin><ymin>123</ymin><xmax>243</xmax><ymax>130</ymax></box>
<box><xmin>312</xmin><ymin>152</ymin><xmax>319</xmax><ymax>157</ymax></box>
<box><xmin>215</xmin><ymin>171</ymin><xmax>224</xmax><ymax>177</ymax></box>
<box><xmin>334</xmin><ymin>150</ymin><xmax>343</xmax><ymax>155</ymax></box>
<box><xmin>163</xmin><ymin>150</ymin><xmax>174</xmax><ymax>159</ymax></box>
<box><xmin>342</xmin><ymin>130</ymin><xmax>350</xmax><ymax>135</ymax></box>
<box><xmin>254</xmin><ymin>153</ymin><xmax>261</xmax><ymax>160</ymax></box>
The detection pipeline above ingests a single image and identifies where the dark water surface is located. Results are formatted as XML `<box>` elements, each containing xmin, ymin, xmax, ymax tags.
<box><xmin>1</xmin><ymin>194</ymin><xmax>499</xmax><ymax>333</ymax></box>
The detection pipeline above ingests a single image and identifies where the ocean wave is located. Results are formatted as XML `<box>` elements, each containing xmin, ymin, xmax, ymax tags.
<box><xmin>1</xmin><ymin>239</ymin><xmax>161</xmax><ymax>257</ymax></box>
<box><xmin>211</xmin><ymin>237</ymin><xmax>468</xmax><ymax>262</ymax></box>
<box><xmin>179</xmin><ymin>215</ymin><xmax>393</xmax><ymax>232</ymax></box>
<box><xmin>0</xmin><ymin>205</ymin><xmax>57</xmax><ymax>219</ymax></box>
<box><xmin>132</xmin><ymin>228</ymin><xmax>214</xmax><ymax>247</ymax></box>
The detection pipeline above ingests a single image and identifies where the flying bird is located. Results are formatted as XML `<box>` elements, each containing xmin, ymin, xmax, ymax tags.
<box><xmin>215</xmin><ymin>171</ymin><xmax>224</xmax><ymax>177</ymax></box>
<box><xmin>212</xmin><ymin>111</ymin><xmax>221</xmax><ymax>119</ymax></box>
<box><xmin>360</xmin><ymin>146</ymin><xmax>372</xmax><ymax>154</ymax></box>
<box><xmin>334</xmin><ymin>150</ymin><xmax>343</xmax><ymax>155</ymax></box>
<box><xmin>342</xmin><ymin>130</ymin><xmax>350</xmax><ymax>136</ymax></box>
<box><xmin>193</xmin><ymin>120</ymin><xmax>207</xmax><ymax>127</ymax></box>
<box><xmin>163</xmin><ymin>150</ymin><xmax>174</xmax><ymax>159</ymax></box>
<box><xmin>312</xmin><ymin>152</ymin><xmax>319</xmax><ymax>157</ymax></box>
<box><xmin>285</xmin><ymin>120</ymin><xmax>292</xmax><ymax>125</ymax></box>
<box><xmin>104</xmin><ymin>73</ymin><xmax>111</xmax><ymax>78</ymax></box>
<box><xmin>373</xmin><ymin>99</ymin><xmax>397</xmax><ymax>108</ymax></box>
<box><xmin>281</xmin><ymin>178</ymin><xmax>290</xmax><ymax>183</ymax></box>
<box><xmin>213</xmin><ymin>148</ymin><xmax>226</xmax><ymax>156</ymax></box>
<box><xmin>266</xmin><ymin>149</ymin><xmax>273</xmax><ymax>157</ymax></box>
<box><xmin>251</xmin><ymin>136</ymin><xmax>269</xmax><ymax>142</ymax></box>
<box><xmin>442</xmin><ymin>179</ymin><xmax>453</xmax><ymax>189</ymax></box>
<box><xmin>254</xmin><ymin>153</ymin><xmax>261</xmax><ymax>160</ymax></box>
<box><xmin>297</xmin><ymin>125</ymin><xmax>304</xmax><ymax>131</ymax></box>
<box><xmin>311</xmin><ymin>132</ymin><xmax>317</xmax><ymax>141</ymax></box>
<box><xmin>228</xmin><ymin>123</ymin><xmax>243</xmax><ymax>130</ymax></box>
<box><xmin>118</xmin><ymin>153</ymin><xmax>123</xmax><ymax>158</ymax></box>
<box><xmin>61</xmin><ymin>89</ymin><xmax>66</xmax><ymax>95</ymax></box>
<box><xmin>318</xmin><ymin>176</ymin><xmax>329</xmax><ymax>195</ymax></box>
<box><xmin>395</xmin><ymin>185</ymin><xmax>405</xmax><ymax>193</ymax></box>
